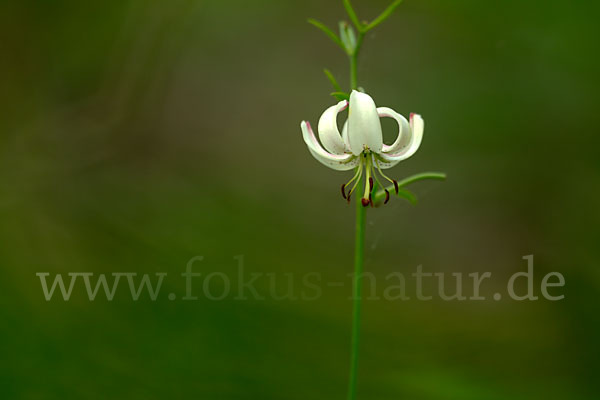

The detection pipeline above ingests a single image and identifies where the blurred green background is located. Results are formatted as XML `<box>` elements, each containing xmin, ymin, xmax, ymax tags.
<box><xmin>1</xmin><ymin>0</ymin><xmax>599</xmax><ymax>399</ymax></box>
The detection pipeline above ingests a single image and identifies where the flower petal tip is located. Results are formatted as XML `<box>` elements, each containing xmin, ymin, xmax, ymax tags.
<box><xmin>410</xmin><ymin>113</ymin><xmax>423</xmax><ymax>122</ymax></box>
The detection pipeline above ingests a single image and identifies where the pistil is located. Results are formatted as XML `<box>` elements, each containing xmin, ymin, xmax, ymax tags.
<box><xmin>361</xmin><ymin>153</ymin><xmax>373</xmax><ymax>207</ymax></box>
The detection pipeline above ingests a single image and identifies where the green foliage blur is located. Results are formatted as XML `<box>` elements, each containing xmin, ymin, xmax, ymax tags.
<box><xmin>1</xmin><ymin>0</ymin><xmax>598</xmax><ymax>399</ymax></box>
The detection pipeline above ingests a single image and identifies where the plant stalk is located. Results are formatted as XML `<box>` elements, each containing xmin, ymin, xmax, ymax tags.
<box><xmin>349</xmin><ymin>32</ymin><xmax>364</xmax><ymax>91</ymax></box>
<box><xmin>348</xmin><ymin>191</ymin><xmax>366</xmax><ymax>400</ymax></box>
<box><xmin>347</xmin><ymin>25</ymin><xmax>367</xmax><ymax>400</ymax></box>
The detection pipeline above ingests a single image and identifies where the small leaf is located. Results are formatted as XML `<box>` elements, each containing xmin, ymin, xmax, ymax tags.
<box><xmin>343</xmin><ymin>0</ymin><xmax>364</xmax><ymax>31</ymax></box>
<box><xmin>323</xmin><ymin>69</ymin><xmax>342</xmax><ymax>92</ymax></box>
<box><xmin>396</xmin><ymin>172</ymin><xmax>447</xmax><ymax>188</ymax></box>
<box><xmin>364</xmin><ymin>0</ymin><xmax>404</xmax><ymax>32</ymax></box>
<box><xmin>371</xmin><ymin>172</ymin><xmax>446</xmax><ymax>204</ymax></box>
<box><xmin>330</xmin><ymin>91</ymin><xmax>350</xmax><ymax>101</ymax></box>
<box><xmin>372</xmin><ymin>186</ymin><xmax>416</xmax><ymax>206</ymax></box>
<box><xmin>395</xmin><ymin>187</ymin><xmax>417</xmax><ymax>204</ymax></box>
<box><xmin>307</xmin><ymin>18</ymin><xmax>346</xmax><ymax>52</ymax></box>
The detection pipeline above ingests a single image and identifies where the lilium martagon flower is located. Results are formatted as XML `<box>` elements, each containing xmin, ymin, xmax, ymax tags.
<box><xmin>301</xmin><ymin>90</ymin><xmax>423</xmax><ymax>207</ymax></box>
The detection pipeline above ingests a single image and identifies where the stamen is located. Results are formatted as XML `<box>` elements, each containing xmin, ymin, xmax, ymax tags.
<box><xmin>369</xmin><ymin>177</ymin><xmax>374</xmax><ymax>192</ymax></box>
<box><xmin>343</xmin><ymin>164</ymin><xmax>362</xmax><ymax>188</ymax></box>
<box><xmin>346</xmin><ymin>166</ymin><xmax>363</xmax><ymax>199</ymax></box>
<box><xmin>370</xmin><ymin>158</ymin><xmax>393</xmax><ymax>207</ymax></box>
<box><xmin>341</xmin><ymin>184</ymin><xmax>347</xmax><ymax>199</ymax></box>
<box><xmin>344</xmin><ymin>157</ymin><xmax>364</xmax><ymax>201</ymax></box>
<box><xmin>373</xmin><ymin>155</ymin><xmax>399</xmax><ymax>195</ymax></box>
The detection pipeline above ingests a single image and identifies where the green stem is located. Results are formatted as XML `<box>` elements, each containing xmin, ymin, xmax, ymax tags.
<box><xmin>347</xmin><ymin>24</ymin><xmax>367</xmax><ymax>400</ymax></box>
<box><xmin>349</xmin><ymin>32</ymin><xmax>364</xmax><ymax>90</ymax></box>
<box><xmin>348</xmin><ymin>190</ymin><xmax>366</xmax><ymax>400</ymax></box>
<box><xmin>350</xmin><ymin>55</ymin><xmax>358</xmax><ymax>90</ymax></box>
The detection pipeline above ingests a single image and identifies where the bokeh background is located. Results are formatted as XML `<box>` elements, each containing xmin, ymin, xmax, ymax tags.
<box><xmin>1</xmin><ymin>0</ymin><xmax>599</xmax><ymax>399</ymax></box>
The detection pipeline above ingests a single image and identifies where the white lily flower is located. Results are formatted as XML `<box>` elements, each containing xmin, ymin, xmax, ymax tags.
<box><xmin>301</xmin><ymin>90</ymin><xmax>424</xmax><ymax>206</ymax></box>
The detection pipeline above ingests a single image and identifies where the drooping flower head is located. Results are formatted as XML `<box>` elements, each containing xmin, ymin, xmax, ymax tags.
<box><xmin>301</xmin><ymin>90</ymin><xmax>424</xmax><ymax>206</ymax></box>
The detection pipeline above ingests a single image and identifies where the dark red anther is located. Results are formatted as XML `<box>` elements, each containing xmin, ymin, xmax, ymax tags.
<box><xmin>369</xmin><ymin>177</ymin><xmax>374</xmax><ymax>192</ymax></box>
<box><xmin>361</xmin><ymin>198</ymin><xmax>370</xmax><ymax>207</ymax></box>
<box><xmin>384</xmin><ymin>189</ymin><xmax>390</xmax><ymax>204</ymax></box>
<box><xmin>369</xmin><ymin>194</ymin><xmax>373</xmax><ymax>207</ymax></box>
<box><xmin>393</xmin><ymin>180</ymin><xmax>399</xmax><ymax>194</ymax></box>
<box><xmin>341</xmin><ymin>184</ymin><xmax>347</xmax><ymax>199</ymax></box>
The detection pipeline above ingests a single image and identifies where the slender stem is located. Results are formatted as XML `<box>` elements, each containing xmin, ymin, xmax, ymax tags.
<box><xmin>347</xmin><ymin>24</ymin><xmax>367</xmax><ymax>400</ymax></box>
<box><xmin>350</xmin><ymin>55</ymin><xmax>358</xmax><ymax>90</ymax></box>
<box><xmin>348</xmin><ymin>188</ymin><xmax>366</xmax><ymax>400</ymax></box>
<box><xmin>349</xmin><ymin>33</ymin><xmax>364</xmax><ymax>90</ymax></box>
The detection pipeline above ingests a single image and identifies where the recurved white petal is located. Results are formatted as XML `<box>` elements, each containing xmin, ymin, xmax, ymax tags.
<box><xmin>301</xmin><ymin>121</ymin><xmax>358</xmax><ymax>170</ymax></box>
<box><xmin>341</xmin><ymin>120</ymin><xmax>349</xmax><ymax>148</ymax></box>
<box><xmin>308</xmin><ymin>149</ymin><xmax>359</xmax><ymax>170</ymax></box>
<box><xmin>346</xmin><ymin>90</ymin><xmax>383</xmax><ymax>155</ymax></box>
<box><xmin>318</xmin><ymin>100</ymin><xmax>348</xmax><ymax>155</ymax></box>
<box><xmin>377</xmin><ymin>113</ymin><xmax>424</xmax><ymax>168</ymax></box>
<box><xmin>378</xmin><ymin>107</ymin><xmax>411</xmax><ymax>154</ymax></box>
